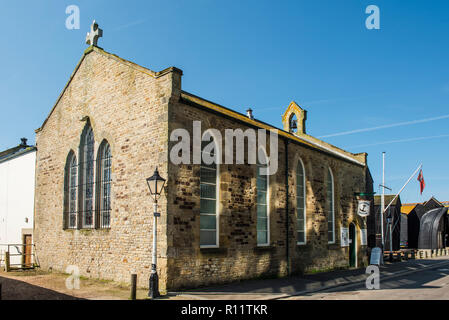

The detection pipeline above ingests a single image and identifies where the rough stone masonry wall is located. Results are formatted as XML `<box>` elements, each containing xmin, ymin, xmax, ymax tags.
<box><xmin>34</xmin><ymin>49</ymin><xmax>177</xmax><ymax>290</ymax></box>
<box><xmin>288</xmin><ymin>144</ymin><xmax>369</xmax><ymax>274</ymax></box>
<box><xmin>165</xmin><ymin>100</ymin><xmax>369</xmax><ymax>290</ymax></box>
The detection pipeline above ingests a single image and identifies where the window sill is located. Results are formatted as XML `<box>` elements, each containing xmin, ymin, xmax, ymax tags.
<box><xmin>79</xmin><ymin>229</ymin><xmax>94</xmax><ymax>234</ymax></box>
<box><xmin>200</xmin><ymin>247</ymin><xmax>227</xmax><ymax>255</ymax></box>
<box><xmin>254</xmin><ymin>245</ymin><xmax>274</xmax><ymax>252</ymax></box>
<box><xmin>63</xmin><ymin>228</ymin><xmax>111</xmax><ymax>232</ymax></box>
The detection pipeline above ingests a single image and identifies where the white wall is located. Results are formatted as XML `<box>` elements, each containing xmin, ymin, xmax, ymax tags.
<box><xmin>0</xmin><ymin>150</ymin><xmax>36</xmax><ymax>266</ymax></box>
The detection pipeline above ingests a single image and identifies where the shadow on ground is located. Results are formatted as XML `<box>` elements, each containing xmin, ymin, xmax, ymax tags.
<box><xmin>173</xmin><ymin>258</ymin><xmax>449</xmax><ymax>297</ymax></box>
<box><xmin>0</xmin><ymin>276</ymin><xmax>83</xmax><ymax>300</ymax></box>
<box><xmin>314</xmin><ymin>266</ymin><xmax>449</xmax><ymax>296</ymax></box>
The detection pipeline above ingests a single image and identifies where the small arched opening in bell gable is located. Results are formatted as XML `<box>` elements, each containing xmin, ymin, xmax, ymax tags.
<box><xmin>282</xmin><ymin>101</ymin><xmax>307</xmax><ymax>135</ymax></box>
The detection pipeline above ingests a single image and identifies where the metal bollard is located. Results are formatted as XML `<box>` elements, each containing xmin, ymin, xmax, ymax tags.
<box><xmin>130</xmin><ymin>274</ymin><xmax>137</xmax><ymax>300</ymax></box>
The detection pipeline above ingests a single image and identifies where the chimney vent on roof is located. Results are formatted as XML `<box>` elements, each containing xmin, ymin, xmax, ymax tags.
<box><xmin>246</xmin><ymin>108</ymin><xmax>254</xmax><ymax>120</ymax></box>
<box><xmin>20</xmin><ymin>138</ymin><xmax>28</xmax><ymax>147</ymax></box>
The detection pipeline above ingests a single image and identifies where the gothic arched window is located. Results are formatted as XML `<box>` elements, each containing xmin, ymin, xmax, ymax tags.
<box><xmin>327</xmin><ymin>167</ymin><xmax>335</xmax><ymax>244</ymax></box>
<box><xmin>64</xmin><ymin>151</ymin><xmax>77</xmax><ymax>229</ymax></box>
<box><xmin>80</xmin><ymin>125</ymin><xmax>95</xmax><ymax>228</ymax></box>
<box><xmin>296</xmin><ymin>158</ymin><xmax>306</xmax><ymax>244</ymax></box>
<box><xmin>97</xmin><ymin>141</ymin><xmax>112</xmax><ymax>228</ymax></box>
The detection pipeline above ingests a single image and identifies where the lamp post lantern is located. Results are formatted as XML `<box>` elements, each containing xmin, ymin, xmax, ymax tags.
<box><xmin>146</xmin><ymin>167</ymin><xmax>166</xmax><ymax>299</ymax></box>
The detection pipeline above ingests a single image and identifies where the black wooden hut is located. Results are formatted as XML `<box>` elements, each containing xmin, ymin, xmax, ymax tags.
<box><xmin>418</xmin><ymin>207</ymin><xmax>449</xmax><ymax>249</ymax></box>
<box><xmin>407</xmin><ymin>197</ymin><xmax>444</xmax><ymax>249</ymax></box>
<box><xmin>400</xmin><ymin>213</ymin><xmax>408</xmax><ymax>248</ymax></box>
<box><xmin>374</xmin><ymin>195</ymin><xmax>401</xmax><ymax>251</ymax></box>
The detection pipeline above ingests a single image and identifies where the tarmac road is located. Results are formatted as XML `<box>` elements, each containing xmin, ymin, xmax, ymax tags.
<box><xmin>287</xmin><ymin>259</ymin><xmax>449</xmax><ymax>300</ymax></box>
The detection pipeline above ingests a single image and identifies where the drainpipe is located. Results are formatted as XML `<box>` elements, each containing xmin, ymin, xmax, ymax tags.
<box><xmin>285</xmin><ymin>138</ymin><xmax>290</xmax><ymax>276</ymax></box>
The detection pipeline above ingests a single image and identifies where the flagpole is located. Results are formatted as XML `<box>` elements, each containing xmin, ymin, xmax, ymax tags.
<box><xmin>381</xmin><ymin>152</ymin><xmax>385</xmax><ymax>249</ymax></box>
<box><xmin>383</xmin><ymin>163</ymin><xmax>423</xmax><ymax>215</ymax></box>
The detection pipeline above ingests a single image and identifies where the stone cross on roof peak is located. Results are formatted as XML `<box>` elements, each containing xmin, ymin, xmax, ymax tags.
<box><xmin>86</xmin><ymin>20</ymin><xmax>103</xmax><ymax>47</ymax></box>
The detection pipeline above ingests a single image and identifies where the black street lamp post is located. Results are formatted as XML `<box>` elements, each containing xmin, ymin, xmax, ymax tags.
<box><xmin>146</xmin><ymin>168</ymin><xmax>166</xmax><ymax>299</ymax></box>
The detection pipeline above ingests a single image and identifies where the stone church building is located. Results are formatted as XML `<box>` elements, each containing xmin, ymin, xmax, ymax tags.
<box><xmin>34</xmin><ymin>39</ymin><xmax>373</xmax><ymax>291</ymax></box>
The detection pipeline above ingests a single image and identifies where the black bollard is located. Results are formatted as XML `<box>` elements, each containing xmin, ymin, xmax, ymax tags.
<box><xmin>130</xmin><ymin>274</ymin><xmax>137</xmax><ymax>300</ymax></box>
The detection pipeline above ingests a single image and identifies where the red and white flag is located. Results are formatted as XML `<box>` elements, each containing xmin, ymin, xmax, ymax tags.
<box><xmin>417</xmin><ymin>169</ymin><xmax>425</xmax><ymax>195</ymax></box>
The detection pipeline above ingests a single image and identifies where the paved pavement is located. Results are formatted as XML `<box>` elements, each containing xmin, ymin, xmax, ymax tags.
<box><xmin>167</xmin><ymin>257</ymin><xmax>449</xmax><ymax>300</ymax></box>
<box><xmin>0</xmin><ymin>270</ymin><xmax>149</xmax><ymax>300</ymax></box>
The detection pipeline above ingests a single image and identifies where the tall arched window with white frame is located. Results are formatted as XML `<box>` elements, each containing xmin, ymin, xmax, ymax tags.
<box><xmin>64</xmin><ymin>151</ymin><xmax>78</xmax><ymax>229</ymax></box>
<box><xmin>80</xmin><ymin>124</ymin><xmax>95</xmax><ymax>228</ymax></box>
<box><xmin>97</xmin><ymin>140</ymin><xmax>112</xmax><ymax>229</ymax></box>
<box><xmin>256</xmin><ymin>150</ymin><xmax>269</xmax><ymax>246</ymax></box>
<box><xmin>327</xmin><ymin>167</ymin><xmax>335</xmax><ymax>244</ymax></box>
<box><xmin>296</xmin><ymin>159</ymin><xmax>306</xmax><ymax>244</ymax></box>
<box><xmin>200</xmin><ymin>138</ymin><xmax>219</xmax><ymax>247</ymax></box>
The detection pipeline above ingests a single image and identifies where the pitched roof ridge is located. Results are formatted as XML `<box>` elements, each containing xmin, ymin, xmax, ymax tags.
<box><xmin>35</xmin><ymin>46</ymin><xmax>182</xmax><ymax>133</ymax></box>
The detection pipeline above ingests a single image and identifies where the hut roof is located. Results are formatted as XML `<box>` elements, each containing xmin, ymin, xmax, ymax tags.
<box><xmin>418</xmin><ymin>207</ymin><xmax>448</xmax><ymax>249</ymax></box>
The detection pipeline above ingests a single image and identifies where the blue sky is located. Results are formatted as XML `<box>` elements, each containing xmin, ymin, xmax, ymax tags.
<box><xmin>0</xmin><ymin>0</ymin><xmax>448</xmax><ymax>203</ymax></box>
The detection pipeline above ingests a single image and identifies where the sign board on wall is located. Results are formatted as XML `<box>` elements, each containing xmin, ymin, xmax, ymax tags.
<box><xmin>340</xmin><ymin>227</ymin><xmax>349</xmax><ymax>247</ymax></box>
<box><xmin>357</xmin><ymin>200</ymin><xmax>371</xmax><ymax>217</ymax></box>
<box><xmin>360</xmin><ymin>229</ymin><xmax>367</xmax><ymax>246</ymax></box>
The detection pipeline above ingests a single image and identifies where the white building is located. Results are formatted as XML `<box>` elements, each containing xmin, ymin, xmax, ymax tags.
<box><xmin>0</xmin><ymin>139</ymin><xmax>36</xmax><ymax>268</ymax></box>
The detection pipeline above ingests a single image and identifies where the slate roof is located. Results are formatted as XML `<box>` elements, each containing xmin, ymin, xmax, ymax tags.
<box><xmin>0</xmin><ymin>141</ymin><xmax>36</xmax><ymax>164</ymax></box>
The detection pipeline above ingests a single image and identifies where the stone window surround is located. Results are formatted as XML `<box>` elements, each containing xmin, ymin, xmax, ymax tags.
<box><xmin>199</xmin><ymin>136</ymin><xmax>220</xmax><ymax>249</ymax></box>
<box><xmin>62</xmin><ymin>123</ymin><xmax>113</xmax><ymax>231</ymax></box>
<box><xmin>68</xmin><ymin>153</ymin><xmax>77</xmax><ymax>229</ymax></box>
<box><xmin>256</xmin><ymin>146</ymin><xmax>270</xmax><ymax>247</ymax></box>
<box><xmin>97</xmin><ymin>140</ymin><xmax>112</xmax><ymax>229</ymax></box>
<box><xmin>80</xmin><ymin>125</ymin><xmax>95</xmax><ymax>229</ymax></box>
<box><xmin>296</xmin><ymin>157</ymin><xmax>307</xmax><ymax>246</ymax></box>
<box><xmin>63</xmin><ymin>151</ymin><xmax>78</xmax><ymax>230</ymax></box>
<box><xmin>327</xmin><ymin>166</ymin><xmax>336</xmax><ymax>244</ymax></box>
